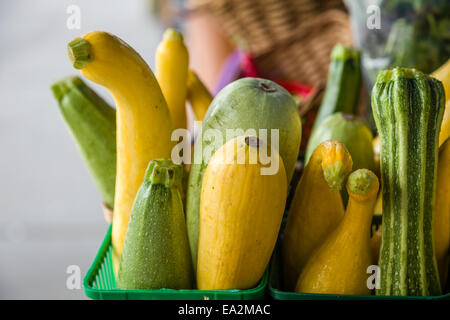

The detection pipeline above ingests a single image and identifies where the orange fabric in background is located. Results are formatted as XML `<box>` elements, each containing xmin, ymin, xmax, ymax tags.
<box><xmin>185</xmin><ymin>10</ymin><xmax>235</xmax><ymax>93</ymax></box>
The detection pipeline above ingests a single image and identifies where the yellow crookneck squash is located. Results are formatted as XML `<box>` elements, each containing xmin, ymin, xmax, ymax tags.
<box><xmin>186</xmin><ymin>70</ymin><xmax>213</xmax><ymax>121</ymax></box>
<box><xmin>68</xmin><ymin>31</ymin><xmax>175</xmax><ymax>272</ymax></box>
<box><xmin>431</xmin><ymin>58</ymin><xmax>450</xmax><ymax>146</ymax></box>
<box><xmin>370</xmin><ymin>227</ymin><xmax>382</xmax><ymax>265</ymax></box>
<box><xmin>156</xmin><ymin>28</ymin><xmax>189</xmax><ymax>130</ymax></box>
<box><xmin>433</xmin><ymin>58</ymin><xmax>450</xmax><ymax>98</ymax></box>
<box><xmin>435</xmin><ymin>138</ymin><xmax>450</xmax><ymax>287</ymax></box>
<box><xmin>296</xmin><ymin>169</ymin><xmax>379</xmax><ymax>295</ymax></box>
<box><xmin>439</xmin><ymin>100</ymin><xmax>450</xmax><ymax>147</ymax></box>
<box><xmin>197</xmin><ymin>135</ymin><xmax>287</xmax><ymax>290</ymax></box>
<box><xmin>282</xmin><ymin>140</ymin><xmax>352</xmax><ymax>291</ymax></box>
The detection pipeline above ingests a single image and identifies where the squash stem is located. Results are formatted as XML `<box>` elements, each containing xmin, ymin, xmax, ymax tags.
<box><xmin>347</xmin><ymin>169</ymin><xmax>379</xmax><ymax>200</ymax></box>
<box><xmin>144</xmin><ymin>159</ymin><xmax>183</xmax><ymax>188</ymax></box>
<box><xmin>68</xmin><ymin>37</ymin><xmax>91</xmax><ymax>69</ymax></box>
<box><xmin>322</xmin><ymin>161</ymin><xmax>350</xmax><ymax>190</ymax></box>
<box><xmin>163</xmin><ymin>28</ymin><xmax>183</xmax><ymax>42</ymax></box>
<box><xmin>318</xmin><ymin>141</ymin><xmax>353</xmax><ymax>190</ymax></box>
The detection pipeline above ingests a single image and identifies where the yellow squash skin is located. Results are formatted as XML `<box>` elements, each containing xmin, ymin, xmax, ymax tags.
<box><xmin>68</xmin><ymin>31</ymin><xmax>174</xmax><ymax>271</ymax></box>
<box><xmin>432</xmin><ymin>58</ymin><xmax>450</xmax><ymax>100</ymax></box>
<box><xmin>371</xmin><ymin>227</ymin><xmax>382</xmax><ymax>265</ymax></box>
<box><xmin>197</xmin><ymin>136</ymin><xmax>287</xmax><ymax>290</ymax></box>
<box><xmin>295</xmin><ymin>169</ymin><xmax>379</xmax><ymax>295</ymax></box>
<box><xmin>435</xmin><ymin>138</ymin><xmax>450</xmax><ymax>286</ymax></box>
<box><xmin>432</xmin><ymin>59</ymin><xmax>450</xmax><ymax>146</ymax></box>
<box><xmin>374</xmin><ymin>192</ymin><xmax>382</xmax><ymax>215</ymax></box>
<box><xmin>438</xmin><ymin>100</ymin><xmax>450</xmax><ymax>147</ymax></box>
<box><xmin>373</xmin><ymin>135</ymin><xmax>381</xmax><ymax>177</ymax></box>
<box><xmin>186</xmin><ymin>70</ymin><xmax>213</xmax><ymax>121</ymax></box>
<box><xmin>156</xmin><ymin>29</ymin><xmax>189</xmax><ymax>130</ymax></box>
<box><xmin>282</xmin><ymin>140</ymin><xmax>352</xmax><ymax>291</ymax></box>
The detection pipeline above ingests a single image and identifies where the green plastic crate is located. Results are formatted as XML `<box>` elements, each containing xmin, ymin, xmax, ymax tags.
<box><xmin>269</xmin><ymin>215</ymin><xmax>450</xmax><ymax>300</ymax></box>
<box><xmin>83</xmin><ymin>225</ymin><xmax>268</xmax><ymax>300</ymax></box>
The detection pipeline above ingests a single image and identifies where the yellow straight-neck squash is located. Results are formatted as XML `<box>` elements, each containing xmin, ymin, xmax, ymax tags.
<box><xmin>282</xmin><ymin>140</ymin><xmax>352</xmax><ymax>290</ymax></box>
<box><xmin>156</xmin><ymin>29</ymin><xmax>189</xmax><ymax>130</ymax></box>
<box><xmin>295</xmin><ymin>169</ymin><xmax>379</xmax><ymax>294</ymax></box>
<box><xmin>68</xmin><ymin>32</ymin><xmax>175</xmax><ymax>272</ymax></box>
<box><xmin>197</xmin><ymin>135</ymin><xmax>287</xmax><ymax>290</ymax></box>
<box><xmin>435</xmin><ymin>138</ymin><xmax>450</xmax><ymax>286</ymax></box>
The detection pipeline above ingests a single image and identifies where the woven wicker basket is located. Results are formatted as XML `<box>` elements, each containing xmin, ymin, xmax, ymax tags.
<box><xmin>187</xmin><ymin>0</ymin><xmax>352</xmax><ymax>87</ymax></box>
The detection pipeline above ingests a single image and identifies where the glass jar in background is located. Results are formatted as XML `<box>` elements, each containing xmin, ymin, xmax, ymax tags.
<box><xmin>345</xmin><ymin>0</ymin><xmax>450</xmax><ymax>91</ymax></box>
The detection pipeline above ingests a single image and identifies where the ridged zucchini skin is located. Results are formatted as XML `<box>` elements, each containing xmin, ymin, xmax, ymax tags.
<box><xmin>51</xmin><ymin>76</ymin><xmax>116</xmax><ymax>209</ymax></box>
<box><xmin>312</xmin><ymin>44</ymin><xmax>361</xmax><ymax>130</ymax></box>
<box><xmin>186</xmin><ymin>77</ymin><xmax>302</xmax><ymax>270</ymax></box>
<box><xmin>117</xmin><ymin>159</ymin><xmax>193</xmax><ymax>289</ymax></box>
<box><xmin>372</xmin><ymin>68</ymin><xmax>445</xmax><ymax>296</ymax></box>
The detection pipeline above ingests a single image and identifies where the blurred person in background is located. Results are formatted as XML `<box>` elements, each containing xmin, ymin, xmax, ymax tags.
<box><xmin>151</xmin><ymin>0</ymin><xmax>235</xmax><ymax>92</ymax></box>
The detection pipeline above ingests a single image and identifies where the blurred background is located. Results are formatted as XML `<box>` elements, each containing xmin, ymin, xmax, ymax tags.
<box><xmin>0</xmin><ymin>0</ymin><xmax>166</xmax><ymax>299</ymax></box>
<box><xmin>0</xmin><ymin>0</ymin><xmax>448</xmax><ymax>299</ymax></box>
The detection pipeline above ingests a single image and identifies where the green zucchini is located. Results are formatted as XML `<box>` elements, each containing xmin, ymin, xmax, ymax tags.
<box><xmin>51</xmin><ymin>76</ymin><xmax>116</xmax><ymax>208</ymax></box>
<box><xmin>372</xmin><ymin>68</ymin><xmax>445</xmax><ymax>296</ymax></box>
<box><xmin>313</xmin><ymin>44</ymin><xmax>361</xmax><ymax>130</ymax></box>
<box><xmin>117</xmin><ymin>159</ymin><xmax>193</xmax><ymax>289</ymax></box>
<box><xmin>305</xmin><ymin>113</ymin><xmax>374</xmax><ymax>170</ymax></box>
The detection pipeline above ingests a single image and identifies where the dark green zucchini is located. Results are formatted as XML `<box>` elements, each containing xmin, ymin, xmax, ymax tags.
<box><xmin>313</xmin><ymin>44</ymin><xmax>361</xmax><ymax>130</ymax></box>
<box><xmin>372</xmin><ymin>67</ymin><xmax>445</xmax><ymax>296</ymax></box>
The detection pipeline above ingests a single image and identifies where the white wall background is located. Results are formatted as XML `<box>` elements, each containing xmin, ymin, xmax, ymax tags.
<box><xmin>0</xmin><ymin>0</ymin><xmax>164</xmax><ymax>299</ymax></box>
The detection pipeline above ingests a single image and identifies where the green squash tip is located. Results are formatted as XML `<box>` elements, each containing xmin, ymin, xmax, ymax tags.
<box><xmin>51</xmin><ymin>76</ymin><xmax>84</xmax><ymax>101</ymax></box>
<box><xmin>331</xmin><ymin>43</ymin><xmax>360</xmax><ymax>61</ymax></box>
<box><xmin>162</xmin><ymin>28</ymin><xmax>183</xmax><ymax>42</ymax></box>
<box><xmin>68</xmin><ymin>37</ymin><xmax>91</xmax><ymax>69</ymax></box>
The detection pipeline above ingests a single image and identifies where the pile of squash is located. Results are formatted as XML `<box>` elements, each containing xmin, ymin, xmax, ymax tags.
<box><xmin>52</xmin><ymin>29</ymin><xmax>450</xmax><ymax>296</ymax></box>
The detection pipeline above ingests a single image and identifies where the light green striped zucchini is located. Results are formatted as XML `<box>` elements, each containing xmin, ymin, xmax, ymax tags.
<box><xmin>372</xmin><ymin>68</ymin><xmax>445</xmax><ymax>296</ymax></box>
<box><xmin>52</xmin><ymin>76</ymin><xmax>116</xmax><ymax>208</ymax></box>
